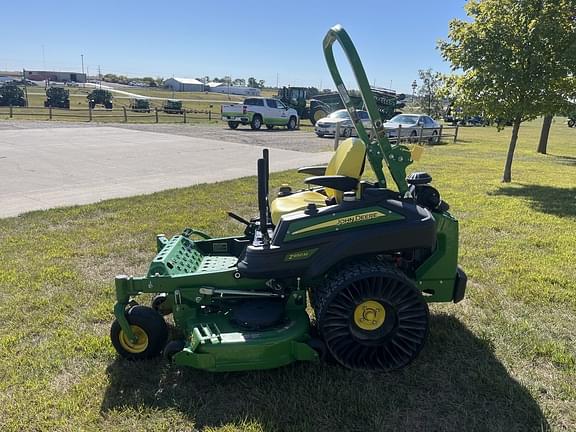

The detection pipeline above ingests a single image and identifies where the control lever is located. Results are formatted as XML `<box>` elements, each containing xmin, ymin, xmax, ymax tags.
<box><xmin>227</xmin><ymin>211</ymin><xmax>250</xmax><ymax>226</ymax></box>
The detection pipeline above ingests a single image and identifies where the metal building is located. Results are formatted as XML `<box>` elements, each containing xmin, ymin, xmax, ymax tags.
<box><xmin>164</xmin><ymin>78</ymin><xmax>205</xmax><ymax>92</ymax></box>
<box><xmin>25</xmin><ymin>70</ymin><xmax>86</xmax><ymax>83</ymax></box>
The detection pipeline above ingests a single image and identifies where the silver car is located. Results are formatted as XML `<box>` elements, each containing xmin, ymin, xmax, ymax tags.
<box><xmin>315</xmin><ymin>109</ymin><xmax>372</xmax><ymax>138</ymax></box>
<box><xmin>383</xmin><ymin>114</ymin><xmax>441</xmax><ymax>144</ymax></box>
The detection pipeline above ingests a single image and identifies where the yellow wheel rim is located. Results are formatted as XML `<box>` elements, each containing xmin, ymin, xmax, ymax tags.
<box><xmin>119</xmin><ymin>325</ymin><xmax>149</xmax><ymax>354</ymax></box>
<box><xmin>354</xmin><ymin>300</ymin><xmax>386</xmax><ymax>331</ymax></box>
<box><xmin>314</xmin><ymin>110</ymin><xmax>327</xmax><ymax>122</ymax></box>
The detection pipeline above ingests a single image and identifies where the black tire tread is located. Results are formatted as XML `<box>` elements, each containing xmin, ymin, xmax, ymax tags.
<box><xmin>313</xmin><ymin>260</ymin><xmax>429</xmax><ymax>371</ymax></box>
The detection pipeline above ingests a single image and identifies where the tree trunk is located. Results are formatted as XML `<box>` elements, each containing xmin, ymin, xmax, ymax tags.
<box><xmin>537</xmin><ymin>114</ymin><xmax>553</xmax><ymax>154</ymax></box>
<box><xmin>502</xmin><ymin>116</ymin><xmax>522</xmax><ymax>183</ymax></box>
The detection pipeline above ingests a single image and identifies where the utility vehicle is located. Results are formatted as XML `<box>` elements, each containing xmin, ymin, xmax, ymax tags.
<box><xmin>221</xmin><ymin>97</ymin><xmax>299</xmax><ymax>130</ymax></box>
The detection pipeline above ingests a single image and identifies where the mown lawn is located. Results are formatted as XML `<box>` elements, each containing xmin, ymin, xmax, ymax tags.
<box><xmin>0</xmin><ymin>118</ymin><xmax>574</xmax><ymax>431</ymax></box>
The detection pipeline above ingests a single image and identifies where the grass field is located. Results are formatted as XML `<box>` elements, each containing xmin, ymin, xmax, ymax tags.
<box><xmin>0</xmin><ymin>118</ymin><xmax>574</xmax><ymax>431</ymax></box>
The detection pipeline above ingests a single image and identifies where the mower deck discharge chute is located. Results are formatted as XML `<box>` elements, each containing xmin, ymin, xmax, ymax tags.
<box><xmin>110</xmin><ymin>25</ymin><xmax>467</xmax><ymax>372</ymax></box>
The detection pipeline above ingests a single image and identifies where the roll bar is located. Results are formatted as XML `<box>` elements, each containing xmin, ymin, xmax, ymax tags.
<box><xmin>323</xmin><ymin>25</ymin><xmax>414</xmax><ymax>195</ymax></box>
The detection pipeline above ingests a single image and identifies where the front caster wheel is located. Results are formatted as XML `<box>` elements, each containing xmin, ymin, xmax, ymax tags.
<box><xmin>110</xmin><ymin>306</ymin><xmax>168</xmax><ymax>360</ymax></box>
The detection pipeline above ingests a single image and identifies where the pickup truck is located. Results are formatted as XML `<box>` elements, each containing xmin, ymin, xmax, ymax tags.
<box><xmin>221</xmin><ymin>97</ymin><xmax>299</xmax><ymax>130</ymax></box>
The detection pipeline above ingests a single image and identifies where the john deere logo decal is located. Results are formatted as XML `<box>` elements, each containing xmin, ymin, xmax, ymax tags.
<box><xmin>337</xmin><ymin>211</ymin><xmax>381</xmax><ymax>226</ymax></box>
<box><xmin>290</xmin><ymin>210</ymin><xmax>396</xmax><ymax>238</ymax></box>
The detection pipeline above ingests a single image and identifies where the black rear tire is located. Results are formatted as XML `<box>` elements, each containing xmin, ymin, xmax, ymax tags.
<box><xmin>110</xmin><ymin>305</ymin><xmax>168</xmax><ymax>360</ymax></box>
<box><xmin>228</xmin><ymin>121</ymin><xmax>239</xmax><ymax>129</ymax></box>
<box><xmin>251</xmin><ymin>114</ymin><xmax>262</xmax><ymax>130</ymax></box>
<box><xmin>314</xmin><ymin>261</ymin><xmax>429</xmax><ymax>371</ymax></box>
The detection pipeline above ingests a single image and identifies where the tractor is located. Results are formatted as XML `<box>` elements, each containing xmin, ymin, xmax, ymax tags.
<box><xmin>130</xmin><ymin>98</ymin><xmax>151</xmax><ymax>113</ymax></box>
<box><xmin>44</xmin><ymin>87</ymin><xmax>70</xmax><ymax>109</ymax></box>
<box><xmin>87</xmin><ymin>89</ymin><xmax>113</xmax><ymax>109</ymax></box>
<box><xmin>109</xmin><ymin>25</ymin><xmax>466</xmax><ymax>372</ymax></box>
<box><xmin>279</xmin><ymin>86</ymin><xmax>405</xmax><ymax>126</ymax></box>
<box><xmin>163</xmin><ymin>99</ymin><xmax>184</xmax><ymax>114</ymax></box>
<box><xmin>0</xmin><ymin>83</ymin><xmax>26</xmax><ymax>107</ymax></box>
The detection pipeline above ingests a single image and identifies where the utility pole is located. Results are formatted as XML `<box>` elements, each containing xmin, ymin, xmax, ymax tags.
<box><xmin>276</xmin><ymin>72</ymin><xmax>279</xmax><ymax>90</ymax></box>
<box><xmin>22</xmin><ymin>69</ymin><xmax>28</xmax><ymax>107</ymax></box>
<box><xmin>81</xmin><ymin>54</ymin><xmax>84</xmax><ymax>75</ymax></box>
<box><xmin>98</xmin><ymin>65</ymin><xmax>101</xmax><ymax>89</ymax></box>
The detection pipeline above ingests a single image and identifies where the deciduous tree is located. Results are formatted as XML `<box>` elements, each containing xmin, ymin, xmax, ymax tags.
<box><xmin>440</xmin><ymin>0</ymin><xmax>576</xmax><ymax>182</ymax></box>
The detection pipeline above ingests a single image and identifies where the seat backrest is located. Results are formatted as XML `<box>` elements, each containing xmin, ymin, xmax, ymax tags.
<box><xmin>324</xmin><ymin>138</ymin><xmax>366</xmax><ymax>202</ymax></box>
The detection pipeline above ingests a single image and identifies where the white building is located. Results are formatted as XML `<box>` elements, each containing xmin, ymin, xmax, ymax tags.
<box><xmin>164</xmin><ymin>78</ymin><xmax>205</xmax><ymax>92</ymax></box>
<box><xmin>207</xmin><ymin>82</ymin><xmax>260</xmax><ymax>96</ymax></box>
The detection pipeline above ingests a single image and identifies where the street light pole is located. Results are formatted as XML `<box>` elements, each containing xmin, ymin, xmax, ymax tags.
<box><xmin>424</xmin><ymin>78</ymin><xmax>431</xmax><ymax>115</ymax></box>
<box><xmin>81</xmin><ymin>54</ymin><xmax>84</xmax><ymax>75</ymax></box>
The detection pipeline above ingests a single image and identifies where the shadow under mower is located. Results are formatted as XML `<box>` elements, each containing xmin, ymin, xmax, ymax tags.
<box><xmin>110</xmin><ymin>25</ymin><xmax>467</xmax><ymax>372</ymax></box>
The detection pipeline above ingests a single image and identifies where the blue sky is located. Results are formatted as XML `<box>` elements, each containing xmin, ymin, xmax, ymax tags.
<box><xmin>0</xmin><ymin>1</ymin><xmax>468</xmax><ymax>93</ymax></box>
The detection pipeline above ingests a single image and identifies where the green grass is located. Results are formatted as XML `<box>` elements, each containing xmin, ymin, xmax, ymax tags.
<box><xmin>0</xmin><ymin>118</ymin><xmax>575</xmax><ymax>431</ymax></box>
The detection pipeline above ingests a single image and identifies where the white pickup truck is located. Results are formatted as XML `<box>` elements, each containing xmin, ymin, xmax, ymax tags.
<box><xmin>221</xmin><ymin>97</ymin><xmax>299</xmax><ymax>130</ymax></box>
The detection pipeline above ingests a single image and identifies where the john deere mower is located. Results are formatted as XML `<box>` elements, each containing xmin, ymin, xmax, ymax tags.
<box><xmin>110</xmin><ymin>25</ymin><xmax>467</xmax><ymax>372</ymax></box>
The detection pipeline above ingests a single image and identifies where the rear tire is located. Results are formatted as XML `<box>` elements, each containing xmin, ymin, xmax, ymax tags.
<box><xmin>228</xmin><ymin>121</ymin><xmax>239</xmax><ymax>129</ymax></box>
<box><xmin>110</xmin><ymin>306</ymin><xmax>168</xmax><ymax>360</ymax></box>
<box><xmin>251</xmin><ymin>114</ymin><xmax>262</xmax><ymax>130</ymax></box>
<box><xmin>314</xmin><ymin>261</ymin><xmax>429</xmax><ymax>371</ymax></box>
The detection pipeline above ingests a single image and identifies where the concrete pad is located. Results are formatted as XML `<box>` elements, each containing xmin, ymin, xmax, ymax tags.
<box><xmin>0</xmin><ymin>127</ymin><xmax>331</xmax><ymax>218</ymax></box>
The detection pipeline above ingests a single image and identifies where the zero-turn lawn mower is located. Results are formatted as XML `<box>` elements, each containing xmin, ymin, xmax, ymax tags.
<box><xmin>110</xmin><ymin>25</ymin><xmax>467</xmax><ymax>372</ymax></box>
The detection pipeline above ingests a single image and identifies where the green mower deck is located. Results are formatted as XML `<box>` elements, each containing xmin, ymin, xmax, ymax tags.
<box><xmin>109</xmin><ymin>25</ymin><xmax>467</xmax><ymax>372</ymax></box>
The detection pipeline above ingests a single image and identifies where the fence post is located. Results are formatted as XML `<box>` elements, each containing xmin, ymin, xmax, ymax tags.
<box><xmin>88</xmin><ymin>105</ymin><xmax>92</xmax><ymax>122</ymax></box>
<box><xmin>334</xmin><ymin>122</ymin><xmax>341</xmax><ymax>150</ymax></box>
<box><xmin>454</xmin><ymin>124</ymin><xmax>459</xmax><ymax>143</ymax></box>
<box><xmin>123</xmin><ymin>107</ymin><xmax>127</xmax><ymax>122</ymax></box>
<box><xmin>438</xmin><ymin>124</ymin><xmax>444</xmax><ymax>143</ymax></box>
<box><xmin>208</xmin><ymin>110</ymin><xmax>212</xmax><ymax>121</ymax></box>
<box><xmin>183</xmin><ymin>110</ymin><xmax>187</xmax><ymax>124</ymax></box>
<box><xmin>419</xmin><ymin>125</ymin><xmax>424</xmax><ymax>144</ymax></box>
<box><xmin>155</xmin><ymin>107</ymin><xmax>159</xmax><ymax>123</ymax></box>
<box><xmin>9</xmin><ymin>105</ymin><xmax>13</xmax><ymax>118</ymax></box>
<box><xmin>49</xmin><ymin>106</ymin><xmax>52</xmax><ymax>120</ymax></box>
<box><xmin>397</xmin><ymin>125</ymin><xmax>402</xmax><ymax>144</ymax></box>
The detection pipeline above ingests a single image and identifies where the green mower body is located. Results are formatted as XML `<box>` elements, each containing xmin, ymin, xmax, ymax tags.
<box><xmin>110</xmin><ymin>25</ymin><xmax>467</xmax><ymax>372</ymax></box>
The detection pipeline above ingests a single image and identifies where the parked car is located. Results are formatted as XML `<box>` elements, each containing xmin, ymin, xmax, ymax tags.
<box><xmin>221</xmin><ymin>97</ymin><xmax>299</xmax><ymax>130</ymax></box>
<box><xmin>314</xmin><ymin>109</ymin><xmax>372</xmax><ymax>137</ymax></box>
<box><xmin>383</xmin><ymin>114</ymin><xmax>441</xmax><ymax>144</ymax></box>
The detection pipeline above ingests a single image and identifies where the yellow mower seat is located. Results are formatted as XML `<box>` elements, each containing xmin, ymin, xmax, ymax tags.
<box><xmin>271</xmin><ymin>138</ymin><xmax>366</xmax><ymax>224</ymax></box>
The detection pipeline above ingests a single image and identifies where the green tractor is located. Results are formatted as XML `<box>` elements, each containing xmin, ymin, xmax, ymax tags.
<box><xmin>44</xmin><ymin>87</ymin><xmax>70</xmax><ymax>109</ymax></box>
<box><xmin>0</xmin><ymin>83</ymin><xmax>26</xmax><ymax>107</ymax></box>
<box><xmin>87</xmin><ymin>89</ymin><xmax>113</xmax><ymax>109</ymax></box>
<box><xmin>130</xmin><ymin>98</ymin><xmax>151</xmax><ymax>113</ymax></box>
<box><xmin>109</xmin><ymin>25</ymin><xmax>466</xmax><ymax>372</ymax></box>
<box><xmin>279</xmin><ymin>86</ymin><xmax>406</xmax><ymax>126</ymax></box>
<box><xmin>277</xmin><ymin>87</ymin><xmax>332</xmax><ymax>125</ymax></box>
<box><xmin>163</xmin><ymin>99</ymin><xmax>184</xmax><ymax>114</ymax></box>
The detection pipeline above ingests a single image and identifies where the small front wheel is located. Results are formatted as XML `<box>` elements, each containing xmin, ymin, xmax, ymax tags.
<box><xmin>110</xmin><ymin>306</ymin><xmax>168</xmax><ymax>360</ymax></box>
<box><xmin>266</xmin><ymin>124</ymin><xmax>274</xmax><ymax>130</ymax></box>
<box><xmin>228</xmin><ymin>121</ymin><xmax>239</xmax><ymax>129</ymax></box>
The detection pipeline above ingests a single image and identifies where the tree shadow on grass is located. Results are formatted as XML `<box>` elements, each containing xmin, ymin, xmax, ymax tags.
<box><xmin>547</xmin><ymin>154</ymin><xmax>576</xmax><ymax>166</ymax></box>
<box><xmin>101</xmin><ymin>314</ymin><xmax>548</xmax><ymax>432</ymax></box>
<box><xmin>492</xmin><ymin>184</ymin><xmax>576</xmax><ymax>218</ymax></box>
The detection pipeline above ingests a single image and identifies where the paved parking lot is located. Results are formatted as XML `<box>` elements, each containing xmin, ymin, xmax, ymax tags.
<box><xmin>0</xmin><ymin>122</ymin><xmax>331</xmax><ymax>217</ymax></box>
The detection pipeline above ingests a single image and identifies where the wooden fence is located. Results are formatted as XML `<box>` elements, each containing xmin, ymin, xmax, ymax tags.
<box><xmin>0</xmin><ymin>105</ymin><xmax>216</xmax><ymax>124</ymax></box>
<box><xmin>332</xmin><ymin>122</ymin><xmax>459</xmax><ymax>149</ymax></box>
